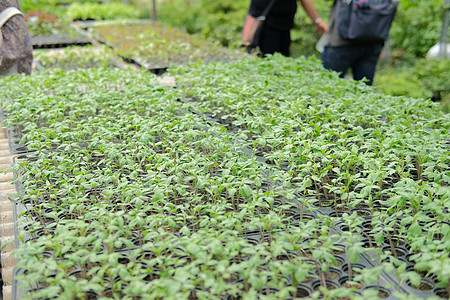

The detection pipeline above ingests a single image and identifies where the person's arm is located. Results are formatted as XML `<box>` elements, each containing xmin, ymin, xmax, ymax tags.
<box><xmin>298</xmin><ymin>0</ymin><xmax>328</xmax><ymax>35</ymax></box>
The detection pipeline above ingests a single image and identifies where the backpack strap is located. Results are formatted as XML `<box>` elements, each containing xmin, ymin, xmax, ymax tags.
<box><xmin>0</xmin><ymin>7</ymin><xmax>23</xmax><ymax>29</ymax></box>
<box><xmin>259</xmin><ymin>0</ymin><xmax>278</xmax><ymax>21</ymax></box>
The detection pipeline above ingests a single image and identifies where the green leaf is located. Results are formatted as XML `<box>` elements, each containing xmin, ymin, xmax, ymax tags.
<box><xmin>135</xmin><ymin>198</ymin><xmax>143</xmax><ymax>209</ymax></box>
<box><xmin>408</xmin><ymin>222</ymin><xmax>422</xmax><ymax>236</ymax></box>
<box><xmin>408</xmin><ymin>271</ymin><xmax>421</xmax><ymax>287</ymax></box>
<box><xmin>228</xmin><ymin>187</ymin><xmax>236</xmax><ymax>199</ymax></box>
<box><xmin>348</xmin><ymin>246</ymin><xmax>361</xmax><ymax>264</ymax></box>
<box><xmin>180</xmin><ymin>225</ymin><xmax>191</xmax><ymax>236</ymax></box>
<box><xmin>239</xmin><ymin>184</ymin><xmax>252</xmax><ymax>199</ymax></box>
<box><xmin>294</xmin><ymin>268</ymin><xmax>308</xmax><ymax>283</ymax></box>
<box><xmin>152</xmin><ymin>188</ymin><xmax>164</xmax><ymax>202</ymax></box>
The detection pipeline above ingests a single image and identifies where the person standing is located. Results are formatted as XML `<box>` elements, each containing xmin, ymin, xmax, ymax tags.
<box><xmin>320</xmin><ymin>0</ymin><xmax>397</xmax><ymax>86</ymax></box>
<box><xmin>0</xmin><ymin>0</ymin><xmax>33</xmax><ymax>75</ymax></box>
<box><xmin>248</xmin><ymin>0</ymin><xmax>328</xmax><ymax>57</ymax></box>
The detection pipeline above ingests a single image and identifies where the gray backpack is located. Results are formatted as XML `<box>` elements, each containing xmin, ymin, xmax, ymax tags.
<box><xmin>334</xmin><ymin>0</ymin><xmax>398</xmax><ymax>42</ymax></box>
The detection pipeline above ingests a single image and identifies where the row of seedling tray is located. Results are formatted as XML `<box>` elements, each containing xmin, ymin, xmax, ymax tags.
<box><xmin>32</xmin><ymin>20</ymin><xmax>245</xmax><ymax>74</ymax></box>
<box><xmin>1</xmin><ymin>55</ymin><xmax>449</xmax><ymax>299</ymax></box>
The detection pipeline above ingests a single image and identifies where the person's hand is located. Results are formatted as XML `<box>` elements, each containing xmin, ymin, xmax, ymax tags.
<box><xmin>314</xmin><ymin>20</ymin><xmax>328</xmax><ymax>36</ymax></box>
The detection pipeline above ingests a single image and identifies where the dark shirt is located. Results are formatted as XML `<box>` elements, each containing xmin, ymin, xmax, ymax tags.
<box><xmin>249</xmin><ymin>0</ymin><xmax>297</xmax><ymax>31</ymax></box>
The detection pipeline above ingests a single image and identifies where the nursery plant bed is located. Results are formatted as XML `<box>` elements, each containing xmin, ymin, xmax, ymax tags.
<box><xmin>1</xmin><ymin>55</ymin><xmax>449</xmax><ymax>299</ymax></box>
<box><xmin>171</xmin><ymin>109</ymin><xmax>420</xmax><ymax>298</ymax></box>
<box><xmin>33</xmin><ymin>45</ymin><xmax>130</xmax><ymax>71</ymax></box>
<box><xmin>31</xmin><ymin>35</ymin><xmax>92</xmax><ymax>49</ymax></box>
<box><xmin>89</xmin><ymin>21</ymin><xmax>245</xmax><ymax>73</ymax></box>
<box><xmin>169</xmin><ymin>55</ymin><xmax>450</xmax><ymax>299</ymax></box>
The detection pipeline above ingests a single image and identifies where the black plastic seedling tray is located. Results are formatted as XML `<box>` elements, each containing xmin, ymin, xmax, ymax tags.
<box><xmin>6</xmin><ymin>127</ymin><xmax>29</xmax><ymax>154</ymax></box>
<box><xmin>31</xmin><ymin>35</ymin><xmax>92</xmax><ymax>49</ymax></box>
<box><xmin>4</xmin><ymin>79</ymin><xmax>448</xmax><ymax>300</ymax></box>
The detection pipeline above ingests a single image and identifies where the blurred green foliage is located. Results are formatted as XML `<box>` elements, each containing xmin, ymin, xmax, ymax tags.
<box><xmin>20</xmin><ymin>0</ymin><xmax>102</xmax><ymax>13</ymax></box>
<box><xmin>154</xmin><ymin>0</ymin><xmax>249</xmax><ymax>48</ymax></box>
<box><xmin>389</xmin><ymin>0</ymin><xmax>444</xmax><ymax>61</ymax></box>
<box><xmin>375</xmin><ymin>58</ymin><xmax>450</xmax><ymax>112</ymax></box>
<box><xmin>291</xmin><ymin>1</ymin><xmax>330</xmax><ymax>57</ymax></box>
<box><xmin>20</xmin><ymin>0</ymin><xmax>140</xmax><ymax>21</ymax></box>
<box><xmin>65</xmin><ymin>2</ymin><xmax>140</xmax><ymax>20</ymax></box>
<box><xmin>375</xmin><ymin>66</ymin><xmax>432</xmax><ymax>99</ymax></box>
<box><xmin>415</xmin><ymin>58</ymin><xmax>450</xmax><ymax>94</ymax></box>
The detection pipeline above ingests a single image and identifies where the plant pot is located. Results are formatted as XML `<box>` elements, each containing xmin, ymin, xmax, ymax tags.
<box><xmin>315</xmin><ymin>267</ymin><xmax>342</xmax><ymax>281</ymax></box>
<box><xmin>311</xmin><ymin>279</ymin><xmax>339</xmax><ymax>291</ymax></box>
<box><xmin>301</xmin><ymin>274</ymin><xmax>317</xmax><ymax>284</ymax></box>
<box><xmin>240</xmin><ymin>229</ymin><xmax>260</xmax><ymax>238</ymax></box>
<box><xmin>364</xmin><ymin>285</ymin><xmax>391</xmax><ymax>298</ymax></box>
<box><xmin>407</xmin><ymin>266</ymin><xmax>438</xmax><ymax>284</ymax></box>
<box><xmin>339</xmin><ymin>275</ymin><xmax>365</xmax><ymax>289</ymax></box>
<box><xmin>361</xmin><ymin>238</ymin><xmax>379</xmax><ymax>249</ymax></box>
<box><xmin>137</xmin><ymin>250</ymin><xmax>157</xmax><ymax>261</ymax></box>
<box><xmin>331</xmin><ymin>243</ymin><xmax>346</xmax><ymax>255</ymax></box>
<box><xmin>334</xmin><ymin>256</ymin><xmax>345</xmax><ymax>267</ymax></box>
<box><xmin>222</xmin><ymin>272</ymin><xmax>240</xmax><ymax>283</ymax></box>
<box><xmin>311</xmin><ymin>199</ymin><xmax>334</xmax><ymax>208</ymax></box>
<box><xmin>260</xmin><ymin>287</ymin><xmax>279</xmax><ymax>296</ymax></box>
<box><xmin>338</xmin><ymin>223</ymin><xmax>363</xmax><ymax>232</ymax></box>
<box><xmin>335</xmin><ymin>204</ymin><xmax>351</xmax><ymax>212</ymax></box>
<box><xmin>352</xmin><ymin>208</ymin><xmax>372</xmax><ymax>218</ymax></box>
<box><xmin>382</xmin><ymin>245</ymin><xmax>408</xmax><ymax>260</ymax></box>
<box><xmin>246</xmin><ymin>236</ymin><xmax>260</xmax><ymax>246</ymax></box>
<box><xmin>389</xmin><ymin>237</ymin><xmax>408</xmax><ymax>248</ymax></box>
<box><xmin>142</xmin><ymin>268</ymin><xmax>161</xmax><ymax>282</ymax></box>
<box><xmin>117</xmin><ymin>254</ymin><xmax>131</xmax><ymax>265</ymax></box>
<box><xmin>329</xmin><ymin>211</ymin><xmax>349</xmax><ymax>218</ymax></box>
<box><xmin>85</xmin><ymin>290</ymin><xmax>100</xmax><ymax>300</ymax></box>
<box><xmin>433</xmin><ymin>288</ymin><xmax>449</xmax><ymax>299</ymax></box>
<box><xmin>406</xmin><ymin>278</ymin><xmax>434</xmax><ymax>291</ymax></box>
<box><xmin>289</xmin><ymin>283</ymin><xmax>312</xmax><ymax>298</ymax></box>
<box><xmin>274</xmin><ymin>251</ymin><xmax>298</xmax><ymax>261</ymax></box>
<box><xmin>24</xmin><ymin>287</ymin><xmax>59</xmax><ymax>299</ymax></box>
<box><xmin>361</xmin><ymin>220</ymin><xmax>373</xmax><ymax>230</ymax></box>
<box><xmin>37</xmin><ymin>273</ymin><xmax>57</xmax><ymax>288</ymax></box>
<box><xmin>341</xmin><ymin>263</ymin><xmax>365</xmax><ymax>275</ymax></box>
<box><xmin>291</xmin><ymin>213</ymin><xmax>315</xmax><ymax>223</ymax></box>
<box><xmin>67</xmin><ymin>269</ymin><xmax>86</xmax><ymax>280</ymax></box>
<box><xmin>353</xmin><ymin>202</ymin><xmax>370</xmax><ymax>210</ymax></box>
